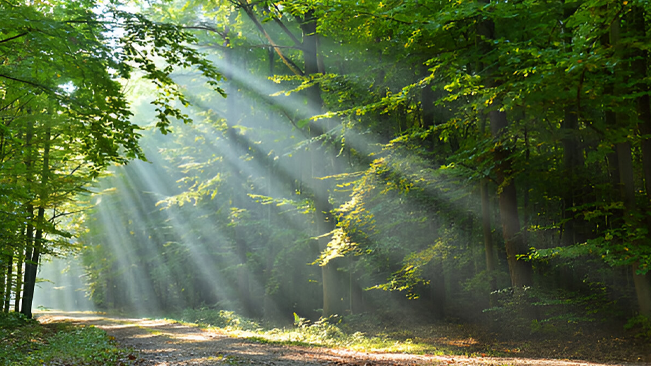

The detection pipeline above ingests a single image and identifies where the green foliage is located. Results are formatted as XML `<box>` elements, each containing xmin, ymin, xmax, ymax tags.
<box><xmin>179</xmin><ymin>308</ymin><xmax>260</xmax><ymax>331</ymax></box>
<box><xmin>172</xmin><ymin>309</ymin><xmax>447</xmax><ymax>354</ymax></box>
<box><xmin>625</xmin><ymin>315</ymin><xmax>651</xmax><ymax>340</ymax></box>
<box><xmin>0</xmin><ymin>312</ymin><xmax>36</xmax><ymax>331</ymax></box>
<box><xmin>0</xmin><ymin>320</ymin><xmax>136</xmax><ymax>366</ymax></box>
<box><xmin>485</xmin><ymin>284</ymin><xmax>621</xmax><ymax>338</ymax></box>
<box><xmin>0</xmin><ymin>0</ymin><xmax>225</xmax><ymax>317</ymax></box>
<box><xmin>71</xmin><ymin>0</ymin><xmax>651</xmax><ymax>341</ymax></box>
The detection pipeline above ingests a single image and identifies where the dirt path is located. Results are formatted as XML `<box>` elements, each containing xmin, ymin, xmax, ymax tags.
<box><xmin>35</xmin><ymin>312</ymin><xmax>646</xmax><ymax>366</ymax></box>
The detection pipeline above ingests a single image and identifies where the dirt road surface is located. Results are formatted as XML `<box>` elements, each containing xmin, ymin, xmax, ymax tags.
<box><xmin>35</xmin><ymin>312</ymin><xmax>647</xmax><ymax>366</ymax></box>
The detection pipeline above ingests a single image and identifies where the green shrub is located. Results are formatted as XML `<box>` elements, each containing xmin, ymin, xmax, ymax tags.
<box><xmin>0</xmin><ymin>312</ymin><xmax>37</xmax><ymax>330</ymax></box>
<box><xmin>0</xmin><ymin>316</ymin><xmax>136</xmax><ymax>366</ymax></box>
<box><xmin>180</xmin><ymin>308</ymin><xmax>260</xmax><ymax>331</ymax></box>
<box><xmin>624</xmin><ymin>315</ymin><xmax>651</xmax><ymax>340</ymax></box>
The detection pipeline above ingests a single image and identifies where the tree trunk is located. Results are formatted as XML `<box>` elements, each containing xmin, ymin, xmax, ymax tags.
<box><xmin>490</xmin><ymin>111</ymin><xmax>533</xmax><ymax>288</ymax></box>
<box><xmin>480</xmin><ymin>179</ymin><xmax>497</xmax><ymax>300</ymax></box>
<box><xmin>617</xmin><ymin>141</ymin><xmax>651</xmax><ymax>317</ymax></box>
<box><xmin>561</xmin><ymin>106</ymin><xmax>586</xmax><ymax>247</ymax></box>
<box><xmin>21</xmin><ymin>214</ymin><xmax>43</xmax><ymax>318</ymax></box>
<box><xmin>300</xmin><ymin>9</ymin><xmax>346</xmax><ymax>317</ymax></box>
<box><xmin>14</xmin><ymin>247</ymin><xmax>23</xmax><ymax>312</ymax></box>
<box><xmin>631</xmin><ymin>5</ymin><xmax>651</xmax><ymax>317</ymax></box>
<box><xmin>476</xmin><ymin>0</ymin><xmax>533</xmax><ymax>289</ymax></box>
<box><xmin>0</xmin><ymin>256</ymin><xmax>5</xmax><ymax>312</ymax></box>
<box><xmin>629</xmin><ymin>13</ymin><xmax>651</xmax><ymax>316</ymax></box>
<box><xmin>3</xmin><ymin>254</ymin><xmax>12</xmax><ymax>312</ymax></box>
<box><xmin>610</xmin><ymin>15</ymin><xmax>651</xmax><ymax>317</ymax></box>
<box><xmin>430</xmin><ymin>257</ymin><xmax>446</xmax><ymax>320</ymax></box>
<box><xmin>19</xmin><ymin>122</ymin><xmax>34</xmax><ymax>315</ymax></box>
<box><xmin>21</xmin><ymin>127</ymin><xmax>50</xmax><ymax>318</ymax></box>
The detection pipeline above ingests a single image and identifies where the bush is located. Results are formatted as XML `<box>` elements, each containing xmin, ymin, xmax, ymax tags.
<box><xmin>625</xmin><ymin>315</ymin><xmax>651</xmax><ymax>340</ymax></box>
<box><xmin>179</xmin><ymin>308</ymin><xmax>260</xmax><ymax>331</ymax></box>
<box><xmin>0</xmin><ymin>316</ymin><xmax>137</xmax><ymax>366</ymax></box>
<box><xmin>0</xmin><ymin>312</ymin><xmax>36</xmax><ymax>330</ymax></box>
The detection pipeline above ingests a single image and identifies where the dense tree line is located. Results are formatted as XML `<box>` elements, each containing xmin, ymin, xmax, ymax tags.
<box><xmin>77</xmin><ymin>0</ymin><xmax>651</xmax><ymax>333</ymax></box>
<box><xmin>2</xmin><ymin>0</ymin><xmax>650</xmax><ymax>334</ymax></box>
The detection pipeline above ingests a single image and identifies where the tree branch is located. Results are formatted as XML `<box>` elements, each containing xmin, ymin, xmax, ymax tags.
<box><xmin>270</xmin><ymin>4</ymin><xmax>303</xmax><ymax>49</ymax></box>
<box><xmin>184</xmin><ymin>25</ymin><xmax>228</xmax><ymax>39</ymax></box>
<box><xmin>237</xmin><ymin>0</ymin><xmax>304</xmax><ymax>76</ymax></box>
<box><xmin>0</xmin><ymin>73</ymin><xmax>54</xmax><ymax>93</ymax></box>
<box><xmin>0</xmin><ymin>32</ymin><xmax>29</xmax><ymax>45</ymax></box>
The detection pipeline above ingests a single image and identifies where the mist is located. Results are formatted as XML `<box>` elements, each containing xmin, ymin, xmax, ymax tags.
<box><xmin>22</xmin><ymin>0</ymin><xmax>648</xmax><ymax>346</ymax></box>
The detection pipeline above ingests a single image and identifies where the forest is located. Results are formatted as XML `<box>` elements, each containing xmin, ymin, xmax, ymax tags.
<box><xmin>1</xmin><ymin>0</ymin><xmax>651</xmax><ymax>363</ymax></box>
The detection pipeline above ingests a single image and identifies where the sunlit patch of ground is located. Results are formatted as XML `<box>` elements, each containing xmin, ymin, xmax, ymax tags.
<box><xmin>172</xmin><ymin>334</ymin><xmax>211</xmax><ymax>341</ymax></box>
<box><xmin>34</xmin><ymin>312</ymin><xmax>650</xmax><ymax>366</ymax></box>
<box><xmin>101</xmin><ymin>324</ymin><xmax>141</xmax><ymax>330</ymax></box>
<box><xmin>141</xmin><ymin>348</ymin><xmax>178</xmax><ymax>353</ymax></box>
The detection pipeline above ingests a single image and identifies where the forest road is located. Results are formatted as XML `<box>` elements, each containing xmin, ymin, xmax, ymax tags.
<box><xmin>35</xmin><ymin>312</ymin><xmax>646</xmax><ymax>366</ymax></box>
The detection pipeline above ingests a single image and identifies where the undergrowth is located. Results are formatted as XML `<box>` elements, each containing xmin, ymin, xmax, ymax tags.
<box><xmin>0</xmin><ymin>312</ymin><xmax>137</xmax><ymax>366</ymax></box>
<box><xmin>175</xmin><ymin>308</ymin><xmax>456</xmax><ymax>356</ymax></box>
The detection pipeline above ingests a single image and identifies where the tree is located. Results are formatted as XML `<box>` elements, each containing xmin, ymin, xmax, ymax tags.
<box><xmin>0</xmin><ymin>0</ymin><xmax>224</xmax><ymax>317</ymax></box>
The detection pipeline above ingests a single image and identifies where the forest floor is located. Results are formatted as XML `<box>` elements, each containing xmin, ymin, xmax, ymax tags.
<box><xmin>35</xmin><ymin>312</ymin><xmax>649</xmax><ymax>366</ymax></box>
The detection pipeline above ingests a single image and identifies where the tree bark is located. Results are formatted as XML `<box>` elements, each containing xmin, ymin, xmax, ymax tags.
<box><xmin>490</xmin><ymin>111</ymin><xmax>533</xmax><ymax>288</ymax></box>
<box><xmin>0</xmin><ymin>256</ymin><xmax>5</xmax><ymax>312</ymax></box>
<box><xmin>299</xmin><ymin>9</ymin><xmax>346</xmax><ymax>317</ymax></box>
<box><xmin>19</xmin><ymin>122</ymin><xmax>34</xmax><ymax>315</ymax></box>
<box><xmin>610</xmin><ymin>13</ymin><xmax>651</xmax><ymax>317</ymax></box>
<box><xmin>616</xmin><ymin>141</ymin><xmax>651</xmax><ymax>317</ymax></box>
<box><xmin>13</xmin><ymin>246</ymin><xmax>23</xmax><ymax>312</ymax></box>
<box><xmin>238</xmin><ymin>0</ymin><xmax>304</xmax><ymax>76</ymax></box>
<box><xmin>630</xmin><ymin>5</ymin><xmax>651</xmax><ymax>317</ymax></box>
<box><xmin>21</xmin><ymin>127</ymin><xmax>50</xmax><ymax>318</ymax></box>
<box><xmin>3</xmin><ymin>254</ymin><xmax>12</xmax><ymax>312</ymax></box>
<box><xmin>476</xmin><ymin>0</ymin><xmax>533</xmax><ymax>289</ymax></box>
<box><xmin>480</xmin><ymin>179</ymin><xmax>497</xmax><ymax>298</ymax></box>
<box><xmin>561</xmin><ymin>106</ymin><xmax>586</xmax><ymax>247</ymax></box>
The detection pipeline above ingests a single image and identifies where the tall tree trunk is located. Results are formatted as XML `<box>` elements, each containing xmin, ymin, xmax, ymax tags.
<box><xmin>429</xmin><ymin>257</ymin><xmax>446</xmax><ymax>320</ymax></box>
<box><xmin>616</xmin><ymin>141</ymin><xmax>651</xmax><ymax>317</ymax></box>
<box><xmin>14</xmin><ymin>246</ymin><xmax>23</xmax><ymax>312</ymax></box>
<box><xmin>19</xmin><ymin>122</ymin><xmax>34</xmax><ymax>315</ymax></box>
<box><xmin>476</xmin><ymin>0</ymin><xmax>533</xmax><ymax>289</ymax></box>
<box><xmin>481</xmin><ymin>179</ymin><xmax>497</xmax><ymax>300</ymax></box>
<box><xmin>610</xmin><ymin>14</ymin><xmax>651</xmax><ymax>317</ymax></box>
<box><xmin>630</xmin><ymin>5</ymin><xmax>651</xmax><ymax>318</ymax></box>
<box><xmin>21</xmin><ymin>127</ymin><xmax>50</xmax><ymax>318</ymax></box>
<box><xmin>221</xmin><ymin>25</ymin><xmax>254</xmax><ymax>319</ymax></box>
<box><xmin>0</xmin><ymin>256</ymin><xmax>5</xmax><ymax>312</ymax></box>
<box><xmin>561</xmin><ymin>106</ymin><xmax>586</xmax><ymax>247</ymax></box>
<box><xmin>490</xmin><ymin>110</ymin><xmax>533</xmax><ymax>288</ymax></box>
<box><xmin>3</xmin><ymin>254</ymin><xmax>12</xmax><ymax>312</ymax></box>
<box><xmin>22</xmin><ymin>208</ymin><xmax>44</xmax><ymax>318</ymax></box>
<box><xmin>559</xmin><ymin>1</ymin><xmax>586</xmax><ymax>249</ymax></box>
<box><xmin>300</xmin><ymin>9</ymin><xmax>346</xmax><ymax>317</ymax></box>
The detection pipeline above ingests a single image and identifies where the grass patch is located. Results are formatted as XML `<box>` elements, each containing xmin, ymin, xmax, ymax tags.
<box><xmin>0</xmin><ymin>312</ymin><xmax>138</xmax><ymax>366</ymax></box>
